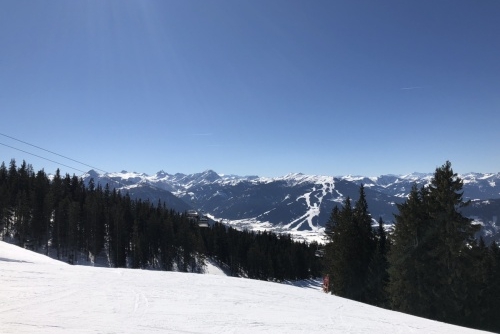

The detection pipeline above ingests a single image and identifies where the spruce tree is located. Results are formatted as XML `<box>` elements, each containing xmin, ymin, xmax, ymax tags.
<box><xmin>324</xmin><ymin>185</ymin><xmax>376</xmax><ymax>302</ymax></box>
<box><xmin>388</xmin><ymin>184</ymin><xmax>436</xmax><ymax>318</ymax></box>
<box><xmin>427</xmin><ymin>161</ymin><xmax>479</xmax><ymax>323</ymax></box>
<box><xmin>0</xmin><ymin>162</ymin><xmax>8</xmax><ymax>238</ymax></box>
<box><xmin>365</xmin><ymin>217</ymin><xmax>389</xmax><ymax>307</ymax></box>
<box><xmin>353</xmin><ymin>184</ymin><xmax>376</xmax><ymax>301</ymax></box>
<box><xmin>388</xmin><ymin>161</ymin><xmax>480</xmax><ymax>324</ymax></box>
<box><xmin>324</xmin><ymin>197</ymin><xmax>353</xmax><ymax>297</ymax></box>
<box><xmin>486</xmin><ymin>242</ymin><xmax>500</xmax><ymax>331</ymax></box>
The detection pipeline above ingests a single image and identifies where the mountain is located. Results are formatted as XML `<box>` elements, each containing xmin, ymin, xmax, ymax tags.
<box><xmin>82</xmin><ymin>170</ymin><xmax>500</xmax><ymax>243</ymax></box>
<box><xmin>83</xmin><ymin>169</ymin><xmax>192</xmax><ymax>212</ymax></box>
<box><xmin>345</xmin><ymin>172</ymin><xmax>500</xmax><ymax>201</ymax></box>
<box><xmin>0</xmin><ymin>241</ymin><xmax>488</xmax><ymax>333</ymax></box>
<box><xmin>462</xmin><ymin>199</ymin><xmax>500</xmax><ymax>244</ymax></box>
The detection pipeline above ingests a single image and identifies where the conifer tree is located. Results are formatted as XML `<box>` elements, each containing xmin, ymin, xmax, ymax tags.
<box><xmin>426</xmin><ymin>161</ymin><xmax>479</xmax><ymax>323</ymax></box>
<box><xmin>353</xmin><ymin>184</ymin><xmax>376</xmax><ymax>301</ymax></box>
<box><xmin>485</xmin><ymin>242</ymin><xmax>500</xmax><ymax>331</ymax></box>
<box><xmin>388</xmin><ymin>161</ymin><xmax>480</xmax><ymax>324</ymax></box>
<box><xmin>324</xmin><ymin>196</ymin><xmax>353</xmax><ymax>297</ymax></box>
<box><xmin>387</xmin><ymin>184</ymin><xmax>434</xmax><ymax>317</ymax></box>
<box><xmin>0</xmin><ymin>162</ymin><xmax>8</xmax><ymax>237</ymax></box>
<box><xmin>365</xmin><ymin>217</ymin><xmax>389</xmax><ymax>307</ymax></box>
<box><xmin>324</xmin><ymin>185</ymin><xmax>376</xmax><ymax>302</ymax></box>
<box><xmin>31</xmin><ymin>169</ymin><xmax>50</xmax><ymax>253</ymax></box>
<box><xmin>50</xmin><ymin>169</ymin><xmax>64</xmax><ymax>258</ymax></box>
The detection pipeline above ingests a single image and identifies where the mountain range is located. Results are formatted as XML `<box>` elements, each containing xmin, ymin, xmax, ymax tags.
<box><xmin>82</xmin><ymin>170</ymin><xmax>500</xmax><ymax>244</ymax></box>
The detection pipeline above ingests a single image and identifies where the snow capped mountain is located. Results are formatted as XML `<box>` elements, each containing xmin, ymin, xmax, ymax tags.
<box><xmin>82</xmin><ymin>170</ymin><xmax>500</xmax><ymax>243</ymax></box>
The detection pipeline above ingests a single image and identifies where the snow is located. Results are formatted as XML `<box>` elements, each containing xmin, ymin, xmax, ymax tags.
<box><xmin>203</xmin><ymin>258</ymin><xmax>229</xmax><ymax>276</ymax></box>
<box><xmin>0</xmin><ymin>242</ymin><xmax>489</xmax><ymax>334</ymax></box>
<box><xmin>286</xmin><ymin>180</ymin><xmax>335</xmax><ymax>232</ymax></box>
<box><xmin>209</xmin><ymin>215</ymin><xmax>327</xmax><ymax>244</ymax></box>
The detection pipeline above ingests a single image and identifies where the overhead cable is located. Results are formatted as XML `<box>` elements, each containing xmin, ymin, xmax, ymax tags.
<box><xmin>0</xmin><ymin>132</ymin><xmax>107</xmax><ymax>173</ymax></box>
<box><xmin>0</xmin><ymin>141</ymin><xmax>87</xmax><ymax>174</ymax></box>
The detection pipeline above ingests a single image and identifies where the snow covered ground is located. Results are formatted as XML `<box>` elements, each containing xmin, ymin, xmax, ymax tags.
<box><xmin>0</xmin><ymin>242</ymin><xmax>490</xmax><ymax>333</ymax></box>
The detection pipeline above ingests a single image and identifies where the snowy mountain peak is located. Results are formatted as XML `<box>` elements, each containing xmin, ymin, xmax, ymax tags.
<box><xmin>85</xmin><ymin>169</ymin><xmax>100</xmax><ymax>179</ymax></box>
<box><xmin>200</xmin><ymin>169</ymin><xmax>221</xmax><ymax>181</ymax></box>
<box><xmin>155</xmin><ymin>170</ymin><xmax>170</xmax><ymax>178</ymax></box>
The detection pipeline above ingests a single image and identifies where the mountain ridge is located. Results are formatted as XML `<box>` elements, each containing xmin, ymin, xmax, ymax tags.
<box><xmin>82</xmin><ymin>169</ymin><xmax>500</xmax><ymax>243</ymax></box>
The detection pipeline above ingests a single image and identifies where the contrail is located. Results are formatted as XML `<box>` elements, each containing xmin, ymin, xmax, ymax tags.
<box><xmin>400</xmin><ymin>86</ymin><xmax>422</xmax><ymax>90</ymax></box>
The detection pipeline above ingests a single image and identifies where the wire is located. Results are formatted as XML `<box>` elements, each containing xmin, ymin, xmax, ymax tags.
<box><xmin>0</xmin><ymin>142</ymin><xmax>87</xmax><ymax>174</ymax></box>
<box><xmin>0</xmin><ymin>132</ymin><xmax>107</xmax><ymax>173</ymax></box>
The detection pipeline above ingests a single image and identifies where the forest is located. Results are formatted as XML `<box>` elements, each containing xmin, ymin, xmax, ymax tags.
<box><xmin>0</xmin><ymin>159</ymin><xmax>321</xmax><ymax>281</ymax></box>
<box><xmin>323</xmin><ymin>161</ymin><xmax>500</xmax><ymax>332</ymax></box>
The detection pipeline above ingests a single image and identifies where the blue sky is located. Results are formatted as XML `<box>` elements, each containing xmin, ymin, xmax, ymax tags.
<box><xmin>1</xmin><ymin>0</ymin><xmax>499</xmax><ymax>177</ymax></box>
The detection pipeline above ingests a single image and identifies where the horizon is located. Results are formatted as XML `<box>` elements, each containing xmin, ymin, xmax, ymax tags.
<box><xmin>3</xmin><ymin>156</ymin><xmax>498</xmax><ymax>180</ymax></box>
<box><xmin>2</xmin><ymin>1</ymin><xmax>499</xmax><ymax>178</ymax></box>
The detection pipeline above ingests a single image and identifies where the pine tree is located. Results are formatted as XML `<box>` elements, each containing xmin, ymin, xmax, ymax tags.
<box><xmin>0</xmin><ymin>162</ymin><xmax>8</xmax><ymax>238</ymax></box>
<box><xmin>324</xmin><ymin>185</ymin><xmax>376</xmax><ymax>302</ymax></box>
<box><xmin>387</xmin><ymin>184</ymin><xmax>436</xmax><ymax>318</ymax></box>
<box><xmin>464</xmin><ymin>237</ymin><xmax>490</xmax><ymax>328</ymax></box>
<box><xmin>427</xmin><ymin>161</ymin><xmax>479</xmax><ymax>323</ymax></box>
<box><xmin>50</xmin><ymin>169</ymin><xmax>64</xmax><ymax>258</ymax></box>
<box><xmin>31</xmin><ymin>169</ymin><xmax>50</xmax><ymax>253</ymax></box>
<box><xmin>486</xmin><ymin>242</ymin><xmax>500</xmax><ymax>331</ymax></box>
<box><xmin>365</xmin><ymin>217</ymin><xmax>389</xmax><ymax>307</ymax></box>
<box><xmin>388</xmin><ymin>161</ymin><xmax>480</xmax><ymax>324</ymax></box>
<box><xmin>324</xmin><ymin>196</ymin><xmax>353</xmax><ymax>297</ymax></box>
<box><xmin>352</xmin><ymin>184</ymin><xmax>376</xmax><ymax>301</ymax></box>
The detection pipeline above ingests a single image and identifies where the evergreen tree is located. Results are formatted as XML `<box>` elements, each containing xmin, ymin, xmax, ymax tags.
<box><xmin>485</xmin><ymin>242</ymin><xmax>500</xmax><ymax>331</ymax></box>
<box><xmin>388</xmin><ymin>161</ymin><xmax>480</xmax><ymax>324</ymax></box>
<box><xmin>426</xmin><ymin>162</ymin><xmax>479</xmax><ymax>324</ymax></box>
<box><xmin>50</xmin><ymin>169</ymin><xmax>64</xmax><ymax>258</ymax></box>
<box><xmin>324</xmin><ymin>185</ymin><xmax>376</xmax><ymax>303</ymax></box>
<box><xmin>324</xmin><ymin>196</ymin><xmax>353</xmax><ymax>297</ymax></box>
<box><xmin>352</xmin><ymin>184</ymin><xmax>376</xmax><ymax>301</ymax></box>
<box><xmin>0</xmin><ymin>162</ymin><xmax>8</xmax><ymax>238</ymax></box>
<box><xmin>387</xmin><ymin>184</ymin><xmax>436</xmax><ymax>318</ymax></box>
<box><xmin>365</xmin><ymin>217</ymin><xmax>389</xmax><ymax>307</ymax></box>
<box><xmin>31</xmin><ymin>169</ymin><xmax>50</xmax><ymax>253</ymax></box>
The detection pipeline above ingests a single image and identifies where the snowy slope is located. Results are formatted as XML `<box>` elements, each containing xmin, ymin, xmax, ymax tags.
<box><xmin>0</xmin><ymin>242</ymin><xmax>490</xmax><ymax>333</ymax></box>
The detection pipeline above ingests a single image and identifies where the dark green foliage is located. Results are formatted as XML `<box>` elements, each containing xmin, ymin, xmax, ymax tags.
<box><xmin>387</xmin><ymin>184</ymin><xmax>437</xmax><ymax>318</ymax></box>
<box><xmin>323</xmin><ymin>162</ymin><xmax>499</xmax><ymax>331</ymax></box>
<box><xmin>387</xmin><ymin>161</ymin><xmax>499</xmax><ymax>332</ymax></box>
<box><xmin>365</xmin><ymin>217</ymin><xmax>389</xmax><ymax>307</ymax></box>
<box><xmin>201</xmin><ymin>222</ymin><xmax>320</xmax><ymax>280</ymax></box>
<box><xmin>323</xmin><ymin>185</ymin><xmax>378</xmax><ymax>303</ymax></box>
<box><xmin>464</xmin><ymin>240</ymin><xmax>500</xmax><ymax>331</ymax></box>
<box><xmin>0</xmin><ymin>159</ymin><xmax>319</xmax><ymax>282</ymax></box>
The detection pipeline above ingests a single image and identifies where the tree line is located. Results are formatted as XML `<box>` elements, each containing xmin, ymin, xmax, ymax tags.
<box><xmin>0</xmin><ymin>159</ymin><xmax>321</xmax><ymax>281</ymax></box>
<box><xmin>323</xmin><ymin>161</ymin><xmax>500</xmax><ymax>332</ymax></box>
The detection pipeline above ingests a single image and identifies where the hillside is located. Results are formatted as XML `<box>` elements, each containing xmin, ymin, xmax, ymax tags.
<box><xmin>0</xmin><ymin>241</ymin><xmax>490</xmax><ymax>333</ymax></box>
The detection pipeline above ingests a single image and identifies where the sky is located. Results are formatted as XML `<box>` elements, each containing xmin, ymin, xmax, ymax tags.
<box><xmin>1</xmin><ymin>0</ymin><xmax>499</xmax><ymax>178</ymax></box>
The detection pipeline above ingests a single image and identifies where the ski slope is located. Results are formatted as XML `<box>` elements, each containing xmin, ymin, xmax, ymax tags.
<box><xmin>0</xmin><ymin>242</ymin><xmax>489</xmax><ymax>333</ymax></box>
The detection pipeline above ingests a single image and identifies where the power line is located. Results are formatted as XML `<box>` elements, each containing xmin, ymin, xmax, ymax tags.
<box><xmin>0</xmin><ymin>132</ymin><xmax>107</xmax><ymax>173</ymax></box>
<box><xmin>0</xmin><ymin>142</ymin><xmax>87</xmax><ymax>174</ymax></box>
